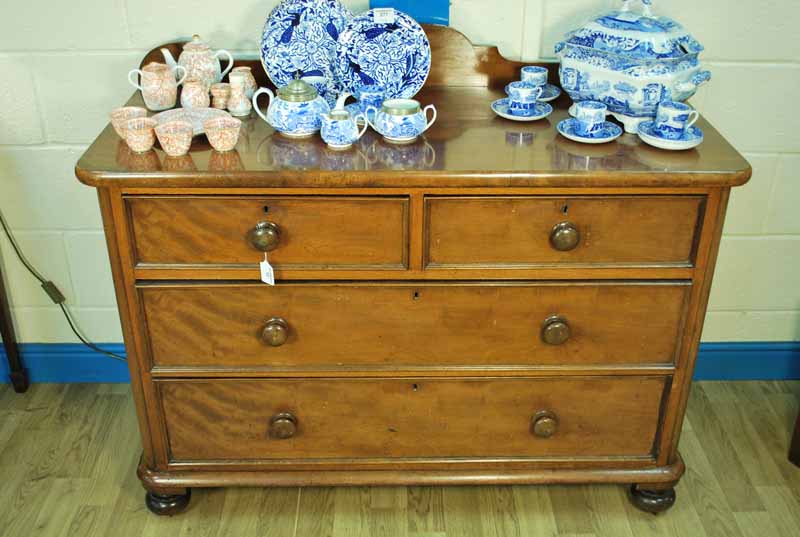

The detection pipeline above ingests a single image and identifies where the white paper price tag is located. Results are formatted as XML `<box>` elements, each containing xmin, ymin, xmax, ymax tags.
<box><xmin>260</xmin><ymin>253</ymin><xmax>275</xmax><ymax>286</ymax></box>
<box><xmin>373</xmin><ymin>7</ymin><xmax>396</xmax><ymax>24</ymax></box>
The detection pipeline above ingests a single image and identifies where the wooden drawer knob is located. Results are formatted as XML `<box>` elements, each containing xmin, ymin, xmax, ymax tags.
<box><xmin>549</xmin><ymin>221</ymin><xmax>580</xmax><ymax>251</ymax></box>
<box><xmin>541</xmin><ymin>315</ymin><xmax>570</xmax><ymax>345</ymax></box>
<box><xmin>269</xmin><ymin>412</ymin><xmax>297</xmax><ymax>439</ymax></box>
<box><xmin>262</xmin><ymin>317</ymin><xmax>289</xmax><ymax>347</ymax></box>
<box><xmin>247</xmin><ymin>221</ymin><xmax>281</xmax><ymax>252</ymax></box>
<box><xmin>531</xmin><ymin>410</ymin><xmax>559</xmax><ymax>438</ymax></box>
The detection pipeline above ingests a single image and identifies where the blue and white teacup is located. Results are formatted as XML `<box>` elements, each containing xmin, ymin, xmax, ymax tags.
<box><xmin>506</xmin><ymin>81</ymin><xmax>543</xmax><ymax>116</ymax></box>
<box><xmin>654</xmin><ymin>101</ymin><xmax>700</xmax><ymax>140</ymax></box>
<box><xmin>356</xmin><ymin>84</ymin><xmax>386</xmax><ymax>113</ymax></box>
<box><xmin>320</xmin><ymin>108</ymin><xmax>369</xmax><ymax>150</ymax></box>
<box><xmin>367</xmin><ymin>99</ymin><xmax>437</xmax><ymax>144</ymax></box>
<box><xmin>574</xmin><ymin>101</ymin><xmax>607</xmax><ymax>136</ymax></box>
<box><xmin>521</xmin><ymin>65</ymin><xmax>548</xmax><ymax>87</ymax></box>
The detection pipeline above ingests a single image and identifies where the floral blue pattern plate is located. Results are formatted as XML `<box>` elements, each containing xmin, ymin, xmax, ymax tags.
<box><xmin>539</xmin><ymin>84</ymin><xmax>562</xmax><ymax>102</ymax></box>
<box><xmin>260</xmin><ymin>0</ymin><xmax>352</xmax><ymax>90</ymax></box>
<box><xmin>557</xmin><ymin>118</ymin><xmax>623</xmax><ymax>144</ymax></box>
<box><xmin>637</xmin><ymin>120</ymin><xmax>703</xmax><ymax>150</ymax></box>
<box><xmin>491</xmin><ymin>99</ymin><xmax>553</xmax><ymax>122</ymax></box>
<box><xmin>334</xmin><ymin>8</ymin><xmax>431</xmax><ymax>99</ymax></box>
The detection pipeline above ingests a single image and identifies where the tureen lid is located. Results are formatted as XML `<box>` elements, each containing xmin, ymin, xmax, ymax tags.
<box><xmin>560</xmin><ymin>0</ymin><xmax>703</xmax><ymax>60</ymax></box>
<box><xmin>277</xmin><ymin>77</ymin><xmax>319</xmax><ymax>102</ymax></box>
<box><xmin>184</xmin><ymin>35</ymin><xmax>211</xmax><ymax>52</ymax></box>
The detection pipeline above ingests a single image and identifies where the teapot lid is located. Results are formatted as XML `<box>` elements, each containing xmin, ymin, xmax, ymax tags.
<box><xmin>277</xmin><ymin>77</ymin><xmax>318</xmax><ymax>102</ymax></box>
<box><xmin>184</xmin><ymin>34</ymin><xmax>211</xmax><ymax>52</ymax></box>
<box><xmin>561</xmin><ymin>0</ymin><xmax>703</xmax><ymax>60</ymax></box>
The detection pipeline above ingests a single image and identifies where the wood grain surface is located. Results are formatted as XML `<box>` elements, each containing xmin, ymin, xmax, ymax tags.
<box><xmin>158</xmin><ymin>376</ymin><xmax>666</xmax><ymax>461</ymax></box>
<box><xmin>127</xmin><ymin>196</ymin><xmax>409</xmax><ymax>268</ymax></box>
<box><xmin>140</xmin><ymin>282</ymin><xmax>689</xmax><ymax>369</ymax></box>
<box><xmin>425</xmin><ymin>195</ymin><xmax>704</xmax><ymax>267</ymax></box>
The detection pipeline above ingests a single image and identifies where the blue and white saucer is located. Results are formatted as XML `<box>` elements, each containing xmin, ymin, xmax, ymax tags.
<box><xmin>539</xmin><ymin>84</ymin><xmax>562</xmax><ymax>102</ymax></box>
<box><xmin>557</xmin><ymin>118</ymin><xmax>623</xmax><ymax>144</ymax></box>
<box><xmin>491</xmin><ymin>99</ymin><xmax>553</xmax><ymax>122</ymax></box>
<box><xmin>638</xmin><ymin>121</ymin><xmax>704</xmax><ymax>150</ymax></box>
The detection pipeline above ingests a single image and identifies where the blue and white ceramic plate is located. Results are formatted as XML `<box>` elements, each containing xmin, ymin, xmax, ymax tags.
<box><xmin>261</xmin><ymin>0</ymin><xmax>352</xmax><ymax>90</ymax></box>
<box><xmin>334</xmin><ymin>8</ymin><xmax>431</xmax><ymax>99</ymax></box>
<box><xmin>491</xmin><ymin>99</ymin><xmax>553</xmax><ymax>122</ymax></box>
<box><xmin>638</xmin><ymin>121</ymin><xmax>703</xmax><ymax>150</ymax></box>
<box><xmin>557</xmin><ymin>118</ymin><xmax>623</xmax><ymax>144</ymax></box>
<box><xmin>539</xmin><ymin>84</ymin><xmax>562</xmax><ymax>102</ymax></box>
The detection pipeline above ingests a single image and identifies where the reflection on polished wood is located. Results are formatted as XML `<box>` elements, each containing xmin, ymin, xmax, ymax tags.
<box><xmin>76</xmin><ymin>25</ymin><xmax>751</xmax><ymax>189</ymax></box>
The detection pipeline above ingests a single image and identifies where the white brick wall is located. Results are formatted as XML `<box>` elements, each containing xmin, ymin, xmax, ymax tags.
<box><xmin>0</xmin><ymin>0</ymin><xmax>797</xmax><ymax>343</ymax></box>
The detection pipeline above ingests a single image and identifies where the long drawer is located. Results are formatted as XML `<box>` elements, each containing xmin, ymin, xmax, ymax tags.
<box><xmin>141</xmin><ymin>282</ymin><xmax>689</xmax><ymax>369</ymax></box>
<box><xmin>425</xmin><ymin>196</ymin><xmax>704</xmax><ymax>268</ymax></box>
<box><xmin>126</xmin><ymin>196</ymin><xmax>409</xmax><ymax>269</ymax></box>
<box><xmin>159</xmin><ymin>376</ymin><xmax>667</xmax><ymax>461</ymax></box>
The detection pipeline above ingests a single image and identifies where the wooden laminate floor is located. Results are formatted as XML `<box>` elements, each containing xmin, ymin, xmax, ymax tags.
<box><xmin>0</xmin><ymin>381</ymin><xmax>798</xmax><ymax>537</ymax></box>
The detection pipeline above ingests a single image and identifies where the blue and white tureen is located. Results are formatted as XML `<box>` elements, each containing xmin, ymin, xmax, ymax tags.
<box><xmin>555</xmin><ymin>0</ymin><xmax>710</xmax><ymax>133</ymax></box>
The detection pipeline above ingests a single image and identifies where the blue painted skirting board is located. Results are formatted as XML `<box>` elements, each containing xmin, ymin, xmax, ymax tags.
<box><xmin>1</xmin><ymin>342</ymin><xmax>798</xmax><ymax>383</ymax></box>
<box><xmin>369</xmin><ymin>0</ymin><xmax>449</xmax><ymax>25</ymax></box>
<box><xmin>692</xmin><ymin>342</ymin><xmax>800</xmax><ymax>381</ymax></box>
<box><xmin>0</xmin><ymin>344</ymin><xmax>129</xmax><ymax>383</ymax></box>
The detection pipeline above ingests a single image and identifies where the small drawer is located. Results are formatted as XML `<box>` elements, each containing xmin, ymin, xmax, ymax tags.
<box><xmin>425</xmin><ymin>196</ymin><xmax>704</xmax><ymax>268</ymax></box>
<box><xmin>141</xmin><ymin>282</ymin><xmax>689</xmax><ymax>369</ymax></box>
<box><xmin>126</xmin><ymin>196</ymin><xmax>409</xmax><ymax>269</ymax></box>
<box><xmin>159</xmin><ymin>376</ymin><xmax>667</xmax><ymax>461</ymax></box>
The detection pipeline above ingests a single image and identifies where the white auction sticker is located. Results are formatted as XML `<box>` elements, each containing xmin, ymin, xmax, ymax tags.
<box><xmin>373</xmin><ymin>7</ymin><xmax>396</xmax><ymax>24</ymax></box>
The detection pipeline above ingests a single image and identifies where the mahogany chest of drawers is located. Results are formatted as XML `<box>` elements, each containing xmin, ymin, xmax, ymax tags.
<box><xmin>75</xmin><ymin>27</ymin><xmax>751</xmax><ymax>516</ymax></box>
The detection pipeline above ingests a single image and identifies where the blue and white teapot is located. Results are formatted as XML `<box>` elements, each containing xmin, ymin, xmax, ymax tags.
<box><xmin>555</xmin><ymin>0</ymin><xmax>710</xmax><ymax>133</ymax></box>
<box><xmin>252</xmin><ymin>77</ymin><xmax>330</xmax><ymax>138</ymax></box>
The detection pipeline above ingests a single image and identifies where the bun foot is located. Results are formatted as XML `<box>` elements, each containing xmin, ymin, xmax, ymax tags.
<box><xmin>145</xmin><ymin>489</ymin><xmax>191</xmax><ymax>516</ymax></box>
<box><xmin>629</xmin><ymin>484</ymin><xmax>676</xmax><ymax>514</ymax></box>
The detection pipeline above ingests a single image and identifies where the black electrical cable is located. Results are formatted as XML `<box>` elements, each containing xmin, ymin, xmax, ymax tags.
<box><xmin>0</xmin><ymin>207</ymin><xmax>126</xmax><ymax>362</ymax></box>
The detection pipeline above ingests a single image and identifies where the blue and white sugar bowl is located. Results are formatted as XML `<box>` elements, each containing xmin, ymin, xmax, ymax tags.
<box><xmin>252</xmin><ymin>78</ymin><xmax>331</xmax><ymax>139</ymax></box>
<box><xmin>367</xmin><ymin>99</ymin><xmax>437</xmax><ymax>144</ymax></box>
<box><xmin>320</xmin><ymin>94</ymin><xmax>369</xmax><ymax>150</ymax></box>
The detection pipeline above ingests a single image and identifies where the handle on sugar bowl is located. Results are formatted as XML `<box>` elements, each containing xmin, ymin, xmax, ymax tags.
<box><xmin>423</xmin><ymin>104</ymin><xmax>437</xmax><ymax>133</ymax></box>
